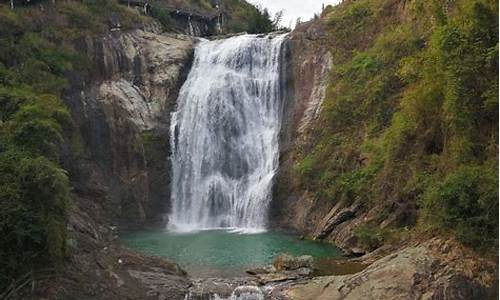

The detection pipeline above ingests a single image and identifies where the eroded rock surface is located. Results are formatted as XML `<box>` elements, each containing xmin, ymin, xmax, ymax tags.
<box><xmin>246</xmin><ymin>255</ymin><xmax>314</xmax><ymax>286</ymax></box>
<box><xmin>64</xmin><ymin>29</ymin><xmax>195</xmax><ymax>229</ymax></box>
<box><xmin>187</xmin><ymin>277</ymin><xmax>264</xmax><ymax>300</ymax></box>
<box><xmin>271</xmin><ymin>18</ymin><xmax>337</xmax><ymax>235</ymax></box>
<box><xmin>29</xmin><ymin>201</ymin><xmax>190</xmax><ymax>300</ymax></box>
<box><xmin>272</xmin><ymin>240</ymin><xmax>497</xmax><ymax>300</ymax></box>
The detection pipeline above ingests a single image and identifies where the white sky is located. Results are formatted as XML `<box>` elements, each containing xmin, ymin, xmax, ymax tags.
<box><xmin>247</xmin><ymin>0</ymin><xmax>341</xmax><ymax>28</ymax></box>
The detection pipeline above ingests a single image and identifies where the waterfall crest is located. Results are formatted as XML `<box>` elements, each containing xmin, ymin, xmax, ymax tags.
<box><xmin>169</xmin><ymin>34</ymin><xmax>287</xmax><ymax>233</ymax></box>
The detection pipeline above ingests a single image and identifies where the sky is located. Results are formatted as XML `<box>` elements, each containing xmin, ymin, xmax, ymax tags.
<box><xmin>247</xmin><ymin>0</ymin><xmax>341</xmax><ymax>28</ymax></box>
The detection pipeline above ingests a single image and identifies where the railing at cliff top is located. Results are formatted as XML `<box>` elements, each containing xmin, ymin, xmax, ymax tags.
<box><xmin>0</xmin><ymin>268</ymin><xmax>56</xmax><ymax>300</ymax></box>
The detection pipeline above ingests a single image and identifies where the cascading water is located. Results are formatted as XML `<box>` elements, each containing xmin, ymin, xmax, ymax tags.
<box><xmin>187</xmin><ymin>16</ymin><xmax>195</xmax><ymax>36</ymax></box>
<box><xmin>169</xmin><ymin>34</ymin><xmax>287</xmax><ymax>233</ymax></box>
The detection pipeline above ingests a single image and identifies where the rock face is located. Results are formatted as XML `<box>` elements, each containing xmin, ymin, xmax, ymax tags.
<box><xmin>277</xmin><ymin>20</ymin><xmax>332</xmax><ymax>155</ymax></box>
<box><xmin>271</xmin><ymin>19</ymin><xmax>336</xmax><ymax>235</ymax></box>
<box><xmin>33</xmin><ymin>27</ymin><xmax>196</xmax><ymax>299</ymax></box>
<box><xmin>63</xmin><ymin>28</ymin><xmax>195</xmax><ymax>229</ymax></box>
<box><xmin>187</xmin><ymin>278</ymin><xmax>264</xmax><ymax>300</ymax></box>
<box><xmin>272</xmin><ymin>14</ymin><xmax>498</xmax><ymax>300</ymax></box>
<box><xmin>28</xmin><ymin>194</ymin><xmax>190</xmax><ymax>299</ymax></box>
<box><xmin>273</xmin><ymin>240</ymin><xmax>497</xmax><ymax>300</ymax></box>
<box><xmin>273</xmin><ymin>14</ymin><xmax>417</xmax><ymax>256</ymax></box>
<box><xmin>273</xmin><ymin>254</ymin><xmax>314</xmax><ymax>272</ymax></box>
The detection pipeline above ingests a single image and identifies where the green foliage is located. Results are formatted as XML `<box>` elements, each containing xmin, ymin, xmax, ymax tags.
<box><xmin>0</xmin><ymin>87</ymin><xmax>70</xmax><ymax>158</ymax></box>
<box><xmin>223</xmin><ymin>0</ymin><xmax>275</xmax><ymax>33</ymax></box>
<box><xmin>59</xmin><ymin>1</ymin><xmax>106</xmax><ymax>33</ymax></box>
<box><xmin>292</xmin><ymin>0</ymin><xmax>498</xmax><ymax>252</ymax></box>
<box><xmin>0</xmin><ymin>88</ymin><xmax>71</xmax><ymax>288</ymax></box>
<box><xmin>0</xmin><ymin>86</ymin><xmax>71</xmax><ymax>289</ymax></box>
<box><xmin>0</xmin><ymin>2</ymin><xmax>95</xmax><ymax>290</ymax></box>
<box><xmin>384</xmin><ymin>0</ymin><xmax>498</xmax><ymax>167</ymax></box>
<box><xmin>354</xmin><ymin>225</ymin><xmax>383</xmax><ymax>251</ymax></box>
<box><xmin>328</xmin><ymin>1</ymin><xmax>372</xmax><ymax>32</ymax></box>
<box><xmin>191</xmin><ymin>0</ymin><xmax>214</xmax><ymax>11</ymax></box>
<box><xmin>420</xmin><ymin>165</ymin><xmax>498</xmax><ymax>249</ymax></box>
<box><xmin>0</xmin><ymin>152</ymin><xmax>70</xmax><ymax>281</ymax></box>
<box><xmin>150</xmin><ymin>6</ymin><xmax>172</xmax><ymax>30</ymax></box>
<box><xmin>72</xmin><ymin>0</ymin><xmax>144</xmax><ymax>32</ymax></box>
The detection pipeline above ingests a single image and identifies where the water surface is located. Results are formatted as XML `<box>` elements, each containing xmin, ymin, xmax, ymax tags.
<box><xmin>121</xmin><ymin>230</ymin><xmax>342</xmax><ymax>277</ymax></box>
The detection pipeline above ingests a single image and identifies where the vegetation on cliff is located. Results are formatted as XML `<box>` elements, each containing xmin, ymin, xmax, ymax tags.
<box><xmin>0</xmin><ymin>4</ymin><xmax>77</xmax><ymax>288</ymax></box>
<box><xmin>169</xmin><ymin>0</ymin><xmax>276</xmax><ymax>33</ymax></box>
<box><xmin>293</xmin><ymin>0</ymin><xmax>498</xmax><ymax>251</ymax></box>
<box><xmin>222</xmin><ymin>0</ymin><xmax>276</xmax><ymax>33</ymax></box>
<box><xmin>0</xmin><ymin>2</ymin><xmax>121</xmax><ymax>296</ymax></box>
<box><xmin>0</xmin><ymin>0</ymin><xmax>171</xmax><ymax>288</ymax></box>
<box><xmin>138</xmin><ymin>0</ymin><xmax>276</xmax><ymax>34</ymax></box>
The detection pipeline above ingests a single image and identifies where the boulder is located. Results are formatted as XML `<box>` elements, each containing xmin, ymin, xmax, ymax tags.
<box><xmin>188</xmin><ymin>278</ymin><xmax>262</xmax><ymax>300</ymax></box>
<box><xmin>255</xmin><ymin>268</ymin><xmax>312</xmax><ymax>285</ymax></box>
<box><xmin>246</xmin><ymin>266</ymin><xmax>274</xmax><ymax>275</ymax></box>
<box><xmin>273</xmin><ymin>254</ymin><xmax>314</xmax><ymax>271</ymax></box>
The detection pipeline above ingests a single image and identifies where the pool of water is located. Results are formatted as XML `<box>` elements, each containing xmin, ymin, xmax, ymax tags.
<box><xmin>120</xmin><ymin>230</ymin><xmax>342</xmax><ymax>277</ymax></box>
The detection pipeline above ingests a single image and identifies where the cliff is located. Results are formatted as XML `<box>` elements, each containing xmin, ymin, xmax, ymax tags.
<box><xmin>273</xmin><ymin>0</ymin><xmax>498</xmax><ymax>298</ymax></box>
<box><xmin>63</xmin><ymin>28</ymin><xmax>194</xmax><ymax>230</ymax></box>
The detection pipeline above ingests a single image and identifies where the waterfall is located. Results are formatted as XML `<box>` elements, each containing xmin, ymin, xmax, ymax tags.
<box><xmin>216</xmin><ymin>13</ymin><xmax>224</xmax><ymax>34</ymax></box>
<box><xmin>169</xmin><ymin>34</ymin><xmax>287</xmax><ymax>233</ymax></box>
<box><xmin>187</xmin><ymin>16</ymin><xmax>195</xmax><ymax>36</ymax></box>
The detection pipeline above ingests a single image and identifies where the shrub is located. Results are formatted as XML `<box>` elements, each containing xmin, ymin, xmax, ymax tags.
<box><xmin>150</xmin><ymin>6</ymin><xmax>172</xmax><ymax>30</ymax></box>
<box><xmin>0</xmin><ymin>151</ymin><xmax>70</xmax><ymax>289</ymax></box>
<box><xmin>354</xmin><ymin>225</ymin><xmax>383</xmax><ymax>251</ymax></box>
<box><xmin>0</xmin><ymin>3</ymin><xmax>84</xmax><ymax>290</ymax></box>
<box><xmin>223</xmin><ymin>0</ymin><xmax>275</xmax><ymax>33</ymax></box>
<box><xmin>420</xmin><ymin>165</ymin><xmax>498</xmax><ymax>250</ymax></box>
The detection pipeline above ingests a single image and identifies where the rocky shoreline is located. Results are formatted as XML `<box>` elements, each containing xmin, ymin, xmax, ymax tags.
<box><xmin>182</xmin><ymin>238</ymin><xmax>497</xmax><ymax>300</ymax></box>
<box><xmin>29</xmin><ymin>234</ymin><xmax>497</xmax><ymax>300</ymax></box>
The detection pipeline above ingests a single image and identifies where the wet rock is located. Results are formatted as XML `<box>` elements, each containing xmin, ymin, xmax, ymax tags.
<box><xmin>246</xmin><ymin>255</ymin><xmax>315</xmax><ymax>286</ymax></box>
<box><xmin>232</xmin><ymin>285</ymin><xmax>265</xmax><ymax>300</ymax></box>
<box><xmin>273</xmin><ymin>254</ymin><xmax>314</xmax><ymax>271</ymax></box>
<box><xmin>188</xmin><ymin>277</ymin><xmax>261</xmax><ymax>300</ymax></box>
<box><xmin>255</xmin><ymin>268</ymin><xmax>312</xmax><ymax>285</ymax></box>
<box><xmin>128</xmin><ymin>269</ymin><xmax>189</xmax><ymax>299</ymax></box>
<box><xmin>246</xmin><ymin>266</ymin><xmax>274</xmax><ymax>276</ymax></box>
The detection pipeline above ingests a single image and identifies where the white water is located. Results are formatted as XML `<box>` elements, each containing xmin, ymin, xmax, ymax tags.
<box><xmin>169</xmin><ymin>34</ymin><xmax>287</xmax><ymax>233</ymax></box>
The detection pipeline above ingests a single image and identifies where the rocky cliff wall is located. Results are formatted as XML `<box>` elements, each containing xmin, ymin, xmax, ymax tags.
<box><xmin>271</xmin><ymin>4</ymin><xmax>497</xmax><ymax>299</ymax></box>
<box><xmin>273</xmin><ymin>19</ymin><xmax>335</xmax><ymax>235</ymax></box>
<box><xmin>62</xmin><ymin>27</ymin><xmax>195</xmax><ymax>230</ymax></box>
<box><xmin>274</xmin><ymin>20</ymin><xmax>365</xmax><ymax>253</ymax></box>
